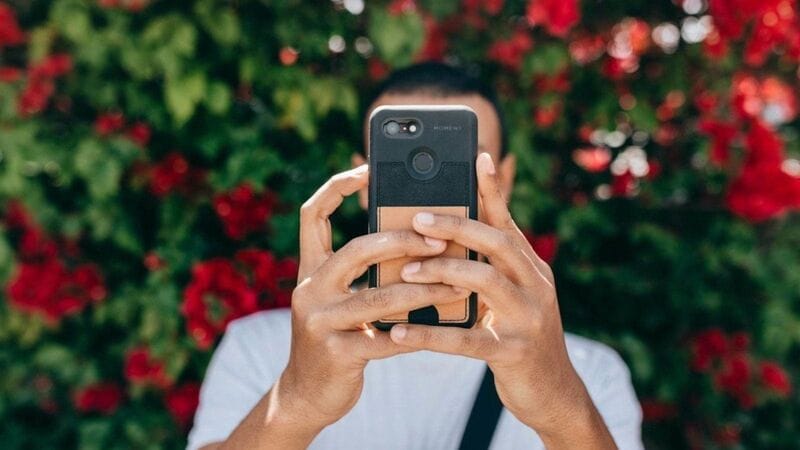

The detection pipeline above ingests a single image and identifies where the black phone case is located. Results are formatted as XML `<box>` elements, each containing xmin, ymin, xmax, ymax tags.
<box><xmin>368</xmin><ymin>105</ymin><xmax>478</xmax><ymax>330</ymax></box>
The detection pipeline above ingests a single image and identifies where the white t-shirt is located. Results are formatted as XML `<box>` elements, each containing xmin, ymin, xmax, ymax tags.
<box><xmin>188</xmin><ymin>308</ymin><xmax>643</xmax><ymax>449</ymax></box>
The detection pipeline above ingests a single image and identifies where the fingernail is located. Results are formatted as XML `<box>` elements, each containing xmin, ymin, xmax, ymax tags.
<box><xmin>424</xmin><ymin>236</ymin><xmax>445</xmax><ymax>248</ymax></box>
<box><xmin>481</xmin><ymin>153</ymin><xmax>496</xmax><ymax>175</ymax></box>
<box><xmin>391</xmin><ymin>325</ymin><xmax>407</xmax><ymax>340</ymax></box>
<box><xmin>415</xmin><ymin>212</ymin><xmax>435</xmax><ymax>226</ymax></box>
<box><xmin>402</xmin><ymin>261</ymin><xmax>421</xmax><ymax>276</ymax></box>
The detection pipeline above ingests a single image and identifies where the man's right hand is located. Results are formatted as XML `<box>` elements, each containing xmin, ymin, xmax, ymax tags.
<box><xmin>216</xmin><ymin>165</ymin><xmax>467</xmax><ymax>449</ymax></box>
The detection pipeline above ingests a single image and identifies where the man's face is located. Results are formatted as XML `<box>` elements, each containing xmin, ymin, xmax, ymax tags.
<box><xmin>354</xmin><ymin>92</ymin><xmax>516</xmax><ymax>207</ymax></box>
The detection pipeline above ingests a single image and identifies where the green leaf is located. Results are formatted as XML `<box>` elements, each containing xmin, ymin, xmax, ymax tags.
<box><xmin>74</xmin><ymin>140</ymin><xmax>122</xmax><ymax>199</ymax></box>
<box><xmin>205</xmin><ymin>81</ymin><xmax>232</xmax><ymax>115</ymax></box>
<box><xmin>165</xmin><ymin>71</ymin><xmax>207</xmax><ymax>125</ymax></box>
<box><xmin>368</xmin><ymin>9</ymin><xmax>425</xmax><ymax>66</ymax></box>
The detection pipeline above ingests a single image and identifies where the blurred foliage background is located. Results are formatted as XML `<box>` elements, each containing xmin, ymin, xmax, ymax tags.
<box><xmin>1</xmin><ymin>0</ymin><xmax>799</xmax><ymax>448</ymax></box>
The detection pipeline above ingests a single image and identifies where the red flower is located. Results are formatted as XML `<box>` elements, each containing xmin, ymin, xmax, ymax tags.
<box><xmin>367</xmin><ymin>58</ymin><xmax>390</xmax><ymax>81</ymax></box>
<box><xmin>124</xmin><ymin>347</ymin><xmax>172</xmax><ymax>389</ymax></box>
<box><xmin>640</xmin><ymin>399</ymin><xmax>678</xmax><ymax>422</ymax></box>
<box><xmin>690</xmin><ymin>328</ymin><xmax>728</xmax><ymax>372</ymax></box>
<box><xmin>523</xmin><ymin>232</ymin><xmax>559</xmax><ymax>264</ymax></box>
<box><xmin>418</xmin><ymin>17</ymin><xmax>448</xmax><ymax>61</ymax></box>
<box><xmin>487</xmin><ymin>29</ymin><xmax>533</xmax><ymax>70</ymax></box>
<box><xmin>181</xmin><ymin>259</ymin><xmax>259</xmax><ymax>349</ymax></box>
<box><xmin>213</xmin><ymin>183</ymin><xmax>277</xmax><ymax>240</ymax></box>
<box><xmin>572</xmin><ymin>147</ymin><xmax>611</xmax><ymax>173</ymax></box>
<box><xmin>611</xmin><ymin>170</ymin><xmax>637</xmax><ymax>197</ymax></box>
<box><xmin>235</xmin><ymin>249</ymin><xmax>279</xmax><ymax>294</ymax></box>
<box><xmin>29</xmin><ymin>54</ymin><xmax>73</xmax><ymax>79</ymax></box>
<box><xmin>533</xmin><ymin>101</ymin><xmax>561</xmax><ymax>128</ymax></box>
<box><xmin>568</xmin><ymin>34</ymin><xmax>605</xmax><ymax>65</ymax></box>
<box><xmin>94</xmin><ymin>112</ymin><xmax>126</xmax><ymax>136</ymax></box>
<box><xmin>714</xmin><ymin>353</ymin><xmax>751</xmax><ymax>395</ymax></box>
<box><xmin>726</xmin><ymin>121</ymin><xmax>800</xmax><ymax>222</ymax></box>
<box><xmin>6</xmin><ymin>259</ymin><xmax>106</xmax><ymax>323</ymax></box>
<box><xmin>388</xmin><ymin>0</ymin><xmax>416</xmax><ymax>15</ymax></box>
<box><xmin>126</xmin><ymin>121</ymin><xmax>152</xmax><ymax>147</ymax></box>
<box><xmin>18</xmin><ymin>78</ymin><xmax>55</xmax><ymax>116</ymax></box>
<box><xmin>148</xmin><ymin>152</ymin><xmax>206</xmax><ymax>197</ymax></box>
<box><xmin>73</xmin><ymin>382</ymin><xmax>123</xmax><ymax>415</ymax></box>
<box><xmin>759</xmin><ymin>361</ymin><xmax>792</xmax><ymax>396</ymax></box>
<box><xmin>279</xmin><ymin>47</ymin><xmax>299</xmax><ymax>66</ymax></box>
<box><xmin>0</xmin><ymin>66</ymin><xmax>23</xmax><ymax>82</ymax></box>
<box><xmin>698</xmin><ymin>119</ymin><xmax>738</xmax><ymax>166</ymax></box>
<box><xmin>526</xmin><ymin>0</ymin><xmax>580</xmax><ymax>38</ymax></box>
<box><xmin>164</xmin><ymin>383</ymin><xmax>200</xmax><ymax>427</ymax></box>
<box><xmin>0</xmin><ymin>2</ymin><xmax>25</xmax><ymax>47</ymax></box>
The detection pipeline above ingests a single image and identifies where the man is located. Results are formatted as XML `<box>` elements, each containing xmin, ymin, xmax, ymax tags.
<box><xmin>188</xmin><ymin>63</ymin><xmax>642</xmax><ymax>450</ymax></box>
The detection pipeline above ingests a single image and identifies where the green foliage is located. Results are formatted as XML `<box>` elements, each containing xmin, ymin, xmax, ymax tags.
<box><xmin>0</xmin><ymin>1</ymin><xmax>799</xmax><ymax>449</ymax></box>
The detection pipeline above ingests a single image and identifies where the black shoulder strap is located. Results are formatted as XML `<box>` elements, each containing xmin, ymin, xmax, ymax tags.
<box><xmin>459</xmin><ymin>366</ymin><xmax>503</xmax><ymax>450</ymax></box>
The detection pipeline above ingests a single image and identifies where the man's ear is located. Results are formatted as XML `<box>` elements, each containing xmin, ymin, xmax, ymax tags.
<box><xmin>498</xmin><ymin>153</ymin><xmax>516</xmax><ymax>200</ymax></box>
<box><xmin>351</xmin><ymin>153</ymin><xmax>368</xmax><ymax>210</ymax></box>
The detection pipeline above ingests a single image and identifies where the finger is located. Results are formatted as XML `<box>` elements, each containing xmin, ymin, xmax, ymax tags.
<box><xmin>476</xmin><ymin>152</ymin><xmax>515</xmax><ymax>231</ymax></box>
<box><xmin>327</xmin><ymin>330</ymin><xmax>417</xmax><ymax>362</ymax></box>
<box><xmin>411</xmin><ymin>212</ymin><xmax>536</xmax><ymax>285</ymax></box>
<box><xmin>320</xmin><ymin>230</ymin><xmax>448</xmax><ymax>289</ymax></box>
<box><xmin>323</xmin><ymin>283</ymin><xmax>470</xmax><ymax>329</ymax></box>
<box><xmin>477</xmin><ymin>153</ymin><xmax>554</xmax><ymax>280</ymax></box>
<box><xmin>389</xmin><ymin>324</ymin><xmax>499</xmax><ymax>361</ymax></box>
<box><xmin>299</xmin><ymin>165</ymin><xmax>368</xmax><ymax>280</ymax></box>
<box><xmin>400</xmin><ymin>258</ymin><xmax>521</xmax><ymax>313</ymax></box>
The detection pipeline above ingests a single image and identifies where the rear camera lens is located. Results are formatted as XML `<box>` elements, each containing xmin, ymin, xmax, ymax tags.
<box><xmin>384</xmin><ymin>121</ymin><xmax>400</xmax><ymax>136</ymax></box>
<box><xmin>408</xmin><ymin>122</ymin><xmax>418</xmax><ymax>133</ymax></box>
<box><xmin>412</xmin><ymin>152</ymin><xmax>434</xmax><ymax>174</ymax></box>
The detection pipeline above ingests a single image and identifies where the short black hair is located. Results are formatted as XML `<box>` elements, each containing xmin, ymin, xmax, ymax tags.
<box><xmin>365</xmin><ymin>62</ymin><xmax>508</xmax><ymax>157</ymax></box>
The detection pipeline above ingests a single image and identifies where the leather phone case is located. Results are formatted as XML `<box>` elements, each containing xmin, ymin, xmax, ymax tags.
<box><xmin>368</xmin><ymin>106</ymin><xmax>478</xmax><ymax>330</ymax></box>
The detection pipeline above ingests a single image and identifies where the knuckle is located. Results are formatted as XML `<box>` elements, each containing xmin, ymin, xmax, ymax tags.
<box><xmin>303</xmin><ymin>310</ymin><xmax>326</xmax><ymax>334</ymax></box>
<box><xmin>323</xmin><ymin>334</ymin><xmax>343</xmax><ymax>357</ymax></box>
<box><xmin>299</xmin><ymin>199</ymin><xmax>318</xmax><ymax>218</ymax></box>
<box><xmin>365</xmin><ymin>287</ymin><xmax>392</xmax><ymax>311</ymax></box>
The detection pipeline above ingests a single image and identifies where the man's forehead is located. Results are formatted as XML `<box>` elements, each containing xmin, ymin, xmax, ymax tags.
<box><xmin>365</xmin><ymin>92</ymin><xmax>503</xmax><ymax>157</ymax></box>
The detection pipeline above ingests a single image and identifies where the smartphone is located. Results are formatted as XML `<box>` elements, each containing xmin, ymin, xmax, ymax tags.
<box><xmin>368</xmin><ymin>105</ymin><xmax>478</xmax><ymax>330</ymax></box>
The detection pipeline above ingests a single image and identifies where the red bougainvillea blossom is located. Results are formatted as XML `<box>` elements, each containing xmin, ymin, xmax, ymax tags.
<box><xmin>572</xmin><ymin>147</ymin><xmax>611</xmax><ymax>173</ymax></box>
<box><xmin>4</xmin><ymin>202</ymin><xmax>107</xmax><ymax>322</ymax></box>
<box><xmin>17</xmin><ymin>53</ymin><xmax>73</xmax><ymax>116</ymax></box>
<box><xmin>487</xmin><ymin>29</ymin><xmax>533</xmax><ymax>70</ymax></box>
<box><xmin>181</xmin><ymin>249</ymin><xmax>297</xmax><ymax>349</ymax></box>
<box><xmin>708</xmin><ymin>0</ymin><xmax>800</xmax><ymax>67</ymax></box>
<box><xmin>73</xmin><ymin>382</ymin><xmax>124</xmax><ymax>415</ymax></box>
<box><xmin>182</xmin><ymin>258</ymin><xmax>258</xmax><ymax>349</ymax></box>
<box><xmin>525</xmin><ymin>0</ymin><xmax>580</xmax><ymax>38</ymax></box>
<box><xmin>690</xmin><ymin>328</ymin><xmax>793</xmax><ymax>409</ymax></box>
<box><xmin>759</xmin><ymin>361</ymin><xmax>792</xmax><ymax>396</ymax></box>
<box><xmin>523</xmin><ymin>231</ymin><xmax>559</xmax><ymax>264</ymax></box>
<box><xmin>6</xmin><ymin>260</ymin><xmax>106</xmax><ymax>322</ymax></box>
<box><xmin>126</xmin><ymin>121</ymin><xmax>152</xmax><ymax>147</ymax></box>
<box><xmin>164</xmin><ymin>382</ymin><xmax>200</xmax><ymax>427</ymax></box>
<box><xmin>148</xmin><ymin>152</ymin><xmax>206</xmax><ymax>197</ymax></box>
<box><xmin>213</xmin><ymin>183</ymin><xmax>277</xmax><ymax>240</ymax></box>
<box><xmin>698</xmin><ymin>119</ymin><xmax>738</xmax><ymax>165</ymax></box>
<box><xmin>726</xmin><ymin>121</ymin><xmax>800</xmax><ymax>222</ymax></box>
<box><xmin>0</xmin><ymin>2</ymin><xmax>25</xmax><ymax>47</ymax></box>
<box><xmin>124</xmin><ymin>347</ymin><xmax>173</xmax><ymax>389</ymax></box>
<box><xmin>94</xmin><ymin>112</ymin><xmax>126</xmax><ymax>136</ymax></box>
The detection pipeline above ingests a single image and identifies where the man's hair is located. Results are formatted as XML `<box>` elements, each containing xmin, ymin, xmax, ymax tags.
<box><xmin>365</xmin><ymin>62</ymin><xmax>508</xmax><ymax>157</ymax></box>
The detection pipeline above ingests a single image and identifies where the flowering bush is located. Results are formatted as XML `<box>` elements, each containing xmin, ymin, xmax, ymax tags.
<box><xmin>1</xmin><ymin>0</ymin><xmax>799</xmax><ymax>448</ymax></box>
